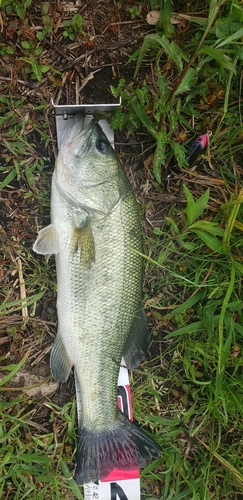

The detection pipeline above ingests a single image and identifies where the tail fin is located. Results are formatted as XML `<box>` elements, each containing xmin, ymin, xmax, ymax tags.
<box><xmin>74</xmin><ymin>411</ymin><xmax>161</xmax><ymax>485</ymax></box>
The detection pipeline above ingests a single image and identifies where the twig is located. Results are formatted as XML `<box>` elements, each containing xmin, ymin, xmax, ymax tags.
<box><xmin>53</xmin><ymin>72</ymin><xmax>69</xmax><ymax>105</ymax></box>
<box><xmin>16</xmin><ymin>257</ymin><xmax>28</xmax><ymax>319</ymax></box>
<box><xmin>44</xmin><ymin>38</ymin><xmax>73</xmax><ymax>63</ymax></box>
<box><xmin>75</xmin><ymin>72</ymin><xmax>79</xmax><ymax>104</ymax></box>
<box><xmin>0</xmin><ymin>76</ymin><xmax>42</xmax><ymax>89</ymax></box>
<box><xmin>79</xmin><ymin>69</ymin><xmax>102</xmax><ymax>92</ymax></box>
<box><xmin>61</xmin><ymin>39</ymin><xmax>135</xmax><ymax>71</ymax></box>
<box><xmin>103</xmin><ymin>20</ymin><xmax>145</xmax><ymax>34</ymax></box>
<box><xmin>0</xmin><ymin>336</ymin><xmax>10</xmax><ymax>345</ymax></box>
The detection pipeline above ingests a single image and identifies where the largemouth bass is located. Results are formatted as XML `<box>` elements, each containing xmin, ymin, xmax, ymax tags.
<box><xmin>33</xmin><ymin>114</ymin><xmax>161</xmax><ymax>484</ymax></box>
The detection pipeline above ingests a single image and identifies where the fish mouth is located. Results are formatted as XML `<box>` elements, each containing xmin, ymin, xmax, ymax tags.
<box><xmin>73</xmin><ymin>119</ymin><xmax>96</xmax><ymax>158</ymax></box>
<box><xmin>60</xmin><ymin>114</ymin><xmax>96</xmax><ymax>156</ymax></box>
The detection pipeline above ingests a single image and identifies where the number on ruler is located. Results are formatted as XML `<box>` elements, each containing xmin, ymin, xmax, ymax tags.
<box><xmin>110</xmin><ymin>482</ymin><xmax>129</xmax><ymax>500</ymax></box>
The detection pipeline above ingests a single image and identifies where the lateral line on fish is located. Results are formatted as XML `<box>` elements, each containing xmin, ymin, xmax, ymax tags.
<box><xmin>76</xmin><ymin>176</ymin><xmax>117</xmax><ymax>189</ymax></box>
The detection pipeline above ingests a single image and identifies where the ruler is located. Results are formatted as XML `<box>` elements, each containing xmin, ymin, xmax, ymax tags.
<box><xmin>84</xmin><ymin>361</ymin><xmax>140</xmax><ymax>500</ymax></box>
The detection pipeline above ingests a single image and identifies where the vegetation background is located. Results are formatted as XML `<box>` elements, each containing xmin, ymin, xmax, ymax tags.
<box><xmin>0</xmin><ymin>0</ymin><xmax>243</xmax><ymax>498</ymax></box>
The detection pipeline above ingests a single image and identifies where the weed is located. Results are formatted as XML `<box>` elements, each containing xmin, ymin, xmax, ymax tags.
<box><xmin>110</xmin><ymin>0</ymin><xmax>243</xmax><ymax>183</ymax></box>
<box><xmin>62</xmin><ymin>14</ymin><xmax>85</xmax><ymax>41</ymax></box>
<box><xmin>1</xmin><ymin>0</ymin><xmax>32</xmax><ymax>19</ymax></box>
<box><xmin>128</xmin><ymin>5</ymin><xmax>143</xmax><ymax>19</ymax></box>
<box><xmin>0</xmin><ymin>96</ymin><xmax>53</xmax><ymax>190</ymax></box>
<box><xmin>131</xmin><ymin>180</ymin><xmax>243</xmax><ymax>497</ymax></box>
<box><xmin>36</xmin><ymin>2</ymin><xmax>53</xmax><ymax>41</ymax></box>
<box><xmin>0</xmin><ymin>392</ymin><xmax>83</xmax><ymax>499</ymax></box>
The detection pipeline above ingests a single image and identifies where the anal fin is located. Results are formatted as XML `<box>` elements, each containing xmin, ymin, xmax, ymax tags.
<box><xmin>50</xmin><ymin>333</ymin><xmax>73</xmax><ymax>382</ymax></box>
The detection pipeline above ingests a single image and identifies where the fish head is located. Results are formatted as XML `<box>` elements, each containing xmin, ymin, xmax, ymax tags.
<box><xmin>55</xmin><ymin>114</ymin><xmax>127</xmax><ymax>214</ymax></box>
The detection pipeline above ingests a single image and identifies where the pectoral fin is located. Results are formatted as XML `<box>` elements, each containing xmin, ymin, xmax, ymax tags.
<box><xmin>50</xmin><ymin>333</ymin><xmax>73</xmax><ymax>382</ymax></box>
<box><xmin>33</xmin><ymin>223</ymin><xmax>59</xmax><ymax>255</ymax></box>
<box><xmin>123</xmin><ymin>307</ymin><xmax>149</xmax><ymax>369</ymax></box>
<box><xmin>72</xmin><ymin>219</ymin><xmax>95</xmax><ymax>269</ymax></box>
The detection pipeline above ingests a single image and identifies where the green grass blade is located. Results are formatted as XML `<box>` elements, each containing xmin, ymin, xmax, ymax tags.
<box><xmin>0</xmin><ymin>348</ymin><xmax>31</xmax><ymax>387</ymax></box>
<box><xmin>0</xmin><ymin>169</ymin><xmax>16</xmax><ymax>189</ymax></box>
<box><xmin>0</xmin><ymin>291</ymin><xmax>44</xmax><ymax>315</ymax></box>
<box><xmin>60</xmin><ymin>461</ymin><xmax>84</xmax><ymax>500</ymax></box>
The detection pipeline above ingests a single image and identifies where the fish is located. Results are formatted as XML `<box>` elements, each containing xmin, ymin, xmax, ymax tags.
<box><xmin>33</xmin><ymin>114</ymin><xmax>161</xmax><ymax>484</ymax></box>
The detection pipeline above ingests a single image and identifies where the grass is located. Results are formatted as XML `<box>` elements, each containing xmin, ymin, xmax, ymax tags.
<box><xmin>131</xmin><ymin>193</ymin><xmax>243</xmax><ymax>497</ymax></box>
<box><xmin>1</xmin><ymin>0</ymin><xmax>243</xmax><ymax>498</ymax></box>
<box><xmin>110</xmin><ymin>0</ymin><xmax>243</xmax><ymax>497</ymax></box>
<box><xmin>0</xmin><ymin>393</ymin><xmax>83</xmax><ymax>499</ymax></box>
<box><xmin>128</xmin><ymin>181</ymin><xmax>243</xmax><ymax>498</ymax></box>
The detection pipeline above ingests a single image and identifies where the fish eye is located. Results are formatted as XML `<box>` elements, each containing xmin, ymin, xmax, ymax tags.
<box><xmin>96</xmin><ymin>139</ymin><xmax>109</xmax><ymax>153</ymax></box>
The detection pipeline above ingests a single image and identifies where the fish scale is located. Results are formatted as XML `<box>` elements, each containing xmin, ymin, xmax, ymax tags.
<box><xmin>69</xmin><ymin>198</ymin><xmax>142</xmax><ymax>425</ymax></box>
<box><xmin>33</xmin><ymin>114</ymin><xmax>161</xmax><ymax>484</ymax></box>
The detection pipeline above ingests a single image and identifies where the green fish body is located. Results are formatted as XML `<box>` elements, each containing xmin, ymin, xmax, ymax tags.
<box><xmin>33</xmin><ymin>115</ymin><xmax>161</xmax><ymax>484</ymax></box>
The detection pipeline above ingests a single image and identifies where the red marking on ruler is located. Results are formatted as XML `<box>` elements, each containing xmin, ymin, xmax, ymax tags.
<box><xmin>101</xmin><ymin>384</ymin><xmax>139</xmax><ymax>483</ymax></box>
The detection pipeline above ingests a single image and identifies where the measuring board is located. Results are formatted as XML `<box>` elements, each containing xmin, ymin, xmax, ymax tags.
<box><xmin>83</xmin><ymin>360</ymin><xmax>140</xmax><ymax>500</ymax></box>
<box><xmin>52</xmin><ymin>101</ymin><xmax>141</xmax><ymax>500</ymax></box>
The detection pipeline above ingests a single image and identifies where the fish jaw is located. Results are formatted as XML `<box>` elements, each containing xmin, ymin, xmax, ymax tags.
<box><xmin>59</xmin><ymin>113</ymin><xmax>86</xmax><ymax>151</ymax></box>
